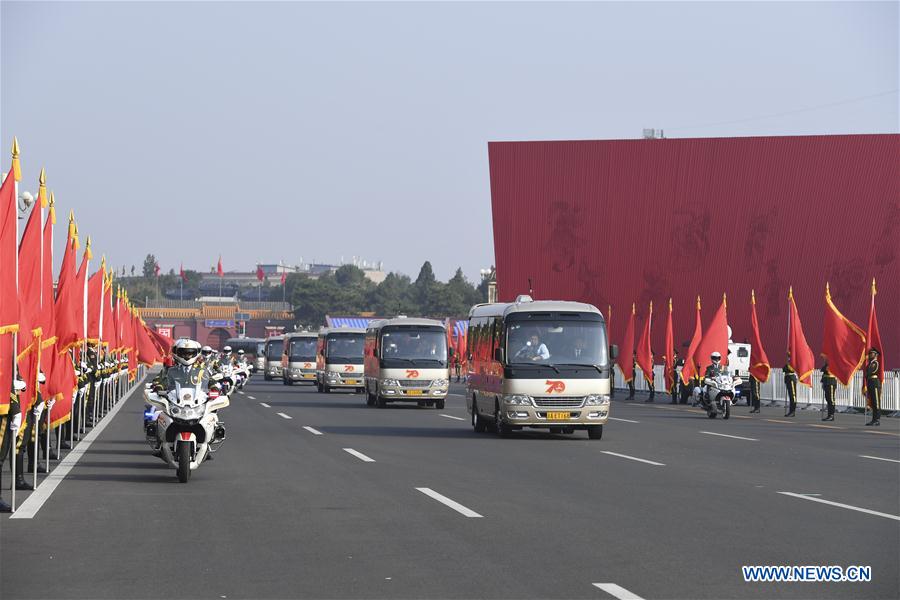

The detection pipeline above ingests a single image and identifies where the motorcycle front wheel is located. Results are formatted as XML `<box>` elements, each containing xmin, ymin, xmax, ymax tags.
<box><xmin>177</xmin><ymin>444</ymin><xmax>191</xmax><ymax>483</ymax></box>
<box><xmin>723</xmin><ymin>401</ymin><xmax>731</xmax><ymax>420</ymax></box>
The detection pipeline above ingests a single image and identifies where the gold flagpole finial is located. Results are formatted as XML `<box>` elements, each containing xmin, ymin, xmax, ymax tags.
<box><xmin>668</xmin><ymin>297</ymin><xmax>672</xmax><ymax>311</ymax></box>
<box><xmin>649</xmin><ymin>300</ymin><xmax>653</xmax><ymax>313</ymax></box>
<box><xmin>722</xmin><ymin>292</ymin><xmax>727</xmax><ymax>309</ymax></box>
<box><xmin>751</xmin><ymin>289</ymin><xmax>756</xmax><ymax>304</ymax></box>
<box><xmin>631</xmin><ymin>302</ymin><xmax>636</xmax><ymax>315</ymax></box>
<box><xmin>100</xmin><ymin>254</ymin><xmax>106</xmax><ymax>269</ymax></box>
<box><xmin>825</xmin><ymin>281</ymin><xmax>831</xmax><ymax>300</ymax></box>
<box><xmin>696</xmin><ymin>295</ymin><xmax>701</xmax><ymax>310</ymax></box>
<box><xmin>37</xmin><ymin>167</ymin><xmax>48</xmax><ymax>207</ymax></box>
<box><xmin>85</xmin><ymin>235</ymin><xmax>93</xmax><ymax>260</ymax></box>
<box><xmin>48</xmin><ymin>191</ymin><xmax>56</xmax><ymax>224</ymax></box>
<box><xmin>788</xmin><ymin>285</ymin><xmax>794</xmax><ymax>300</ymax></box>
<box><xmin>872</xmin><ymin>277</ymin><xmax>877</xmax><ymax>296</ymax></box>
<box><xmin>10</xmin><ymin>137</ymin><xmax>21</xmax><ymax>182</ymax></box>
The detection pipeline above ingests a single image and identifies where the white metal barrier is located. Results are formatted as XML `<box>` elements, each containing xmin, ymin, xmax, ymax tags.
<box><xmin>613</xmin><ymin>365</ymin><xmax>898</xmax><ymax>412</ymax></box>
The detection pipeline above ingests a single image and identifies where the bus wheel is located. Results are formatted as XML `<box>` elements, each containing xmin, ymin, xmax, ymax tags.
<box><xmin>472</xmin><ymin>401</ymin><xmax>486</xmax><ymax>433</ymax></box>
<box><xmin>435</xmin><ymin>399</ymin><xmax>445</xmax><ymax>410</ymax></box>
<box><xmin>587</xmin><ymin>425</ymin><xmax>603</xmax><ymax>440</ymax></box>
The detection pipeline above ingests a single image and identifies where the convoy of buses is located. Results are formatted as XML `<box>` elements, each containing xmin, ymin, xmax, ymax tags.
<box><xmin>251</xmin><ymin>296</ymin><xmax>615</xmax><ymax>439</ymax></box>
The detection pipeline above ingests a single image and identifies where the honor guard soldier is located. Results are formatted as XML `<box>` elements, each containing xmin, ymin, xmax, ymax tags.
<box><xmin>865</xmin><ymin>348</ymin><xmax>881</xmax><ymax>427</ymax></box>
<box><xmin>748</xmin><ymin>374</ymin><xmax>761</xmax><ymax>414</ymax></box>
<box><xmin>644</xmin><ymin>352</ymin><xmax>655</xmax><ymax>403</ymax></box>
<box><xmin>670</xmin><ymin>352</ymin><xmax>683</xmax><ymax>404</ymax></box>
<box><xmin>783</xmin><ymin>352</ymin><xmax>798</xmax><ymax>417</ymax></box>
<box><xmin>0</xmin><ymin>379</ymin><xmax>25</xmax><ymax>511</ymax></box>
<box><xmin>820</xmin><ymin>361</ymin><xmax>837</xmax><ymax>422</ymax></box>
<box><xmin>626</xmin><ymin>352</ymin><xmax>636</xmax><ymax>399</ymax></box>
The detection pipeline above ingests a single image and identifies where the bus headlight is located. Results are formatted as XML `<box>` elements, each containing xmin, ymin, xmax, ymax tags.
<box><xmin>431</xmin><ymin>379</ymin><xmax>448</xmax><ymax>387</ymax></box>
<box><xmin>382</xmin><ymin>379</ymin><xmax>400</xmax><ymax>387</ymax></box>
<box><xmin>585</xmin><ymin>394</ymin><xmax>610</xmax><ymax>406</ymax></box>
<box><xmin>503</xmin><ymin>394</ymin><xmax>531</xmax><ymax>406</ymax></box>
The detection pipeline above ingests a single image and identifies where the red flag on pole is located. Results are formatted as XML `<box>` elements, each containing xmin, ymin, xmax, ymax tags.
<box><xmin>17</xmin><ymin>197</ymin><xmax>42</xmax><ymax>329</ymax></box>
<box><xmin>57</xmin><ymin>239</ymin><xmax>90</xmax><ymax>352</ymax></box>
<box><xmin>87</xmin><ymin>265</ymin><xmax>105</xmax><ymax>344</ymax></box>
<box><xmin>616</xmin><ymin>304</ymin><xmax>636</xmax><ymax>383</ymax></box>
<box><xmin>822</xmin><ymin>283</ymin><xmax>866</xmax><ymax>386</ymax></box>
<box><xmin>217</xmin><ymin>256</ymin><xmax>224</xmax><ymax>277</ymax></box>
<box><xmin>694</xmin><ymin>294</ymin><xmax>729</xmax><ymax>377</ymax></box>
<box><xmin>47</xmin><ymin>348</ymin><xmax>76</xmax><ymax>429</ymax></box>
<box><xmin>0</xmin><ymin>165</ymin><xmax>19</xmax><ymax>335</ymax></box>
<box><xmin>749</xmin><ymin>290</ymin><xmax>771</xmax><ymax>382</ymax></box>
<box><xmin>863</xmin><ymin>278</ymin><xmax>884</xmax><ymax>395</ymax></box>
<box><xmin>154</xmin><ymin>262</ymin><xmax>160</xmax><ymax>278</ymax></box>
<box><xmin>179</xmin><ymin>262</ymin><xmax>187</xmax><ymax>282</ymax></box>
<box><xmin>681</xmin><ymin>297</ymin><xmax>703</xmax><ymax>385</ymax></box>
<box><xmin>280</xmin><ymin>270</ymin><xmax>286</xmax><ymax>286</ymax></box>
<box><xmin>664</xmin><ymin>299</ymin><xmax>675</xmax><ymax>392</ymax></box>
<box><xmin>788</xmin><ymin>287</ymin><xmax>815</xmax><ymax>387</ymax></box>
<box><xmin>256</xmin><ymin>264</ymin><xmax>265</xmax><ymax>282</ymax></box>
<box><xmin>635</xmin><ymin>302</ymin><xmax>653</xmax><ymax>383</ymax></box>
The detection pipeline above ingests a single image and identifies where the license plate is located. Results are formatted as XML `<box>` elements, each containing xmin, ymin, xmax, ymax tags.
<box><xmin>406</xmin><ymin>389</ymin><xmax>423</xmax><ymax>396</ymax></box>
<box><xmin>546</xmin><ymin>411</ymin><xmax>569</xmax><ymax>420</ymax></box>
<box><xmin>303</xmin><ymin>374</ymin><xmax>314</xmax><ymax>378</ymax></box>
<box><xmin>345</xmin><ymin>379</ymin><xmax>358</xmax><ymax>385</ymax></box>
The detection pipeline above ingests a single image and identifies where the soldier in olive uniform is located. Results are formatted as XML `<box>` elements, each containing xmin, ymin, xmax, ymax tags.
<box><xmin>644</xmin><ymin>352</ymin><xmax>655</xmax><ymax>403</ymax></box>
<box><xmin>626</xmin><ymin>352</ymin><xmax>636</xmax><ymax>399</ymax></box>
<box><xmin>820</xmin><ymin>361</ymin><xmax>837</xmax><ymax>421</ymax></box>
<box><xmin>783</xmin><ymin>352</ymin><xmax>797</xmax><ymax>417</ymax></box>
<box><xmin>748</xmin><ymin>374</ymin><xmax>761</xmax><ymax>414</ymax></box>
<box><xmin>670</xmin><ymin>352</ymin><xmax>684</xmax><ymax>404</ymax></box>
<box><xmin>865</xmin><ymin>348</ymin><xmax>882</xmax><ymax>427</ymax></box>
<box><xmin>0</xmin><ymin>380</ymin><xmax>25</xmax><ymax>511</ymax></box>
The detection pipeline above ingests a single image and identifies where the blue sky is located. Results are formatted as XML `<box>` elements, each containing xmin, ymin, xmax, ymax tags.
<box><xmin>2</xmin><ymin>1</ymin><xmax>896</xmax><ymax>281</ymax></box>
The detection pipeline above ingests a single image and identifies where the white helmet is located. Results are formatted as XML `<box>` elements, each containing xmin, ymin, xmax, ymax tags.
<box><xmin>200</xmin><ymin>345</ymin><xmax>214</xmax><ymax>358</ymax></box>
<box><xmin>237</xmin><ymin>349</ymin><xmax>245</xmax><ymax>355</ymax></box>
<box><xmin>222</xmin><ymin>345</ymin><xmax>233</xmax><ymax>356</ymax></box>
<box><xmin>173</xmin><ymin>339</ymin><xmax>202</xmax><ymax>366</ymax></box>
<box><xmin>711</xmin><ymin>351</ymin><xmax>722</xmax><ymax>362</ymax></box>
<box><xmin>38</xmin><ymin>371</ymin><xmax>46</xmax><ymax>384</ymax></box>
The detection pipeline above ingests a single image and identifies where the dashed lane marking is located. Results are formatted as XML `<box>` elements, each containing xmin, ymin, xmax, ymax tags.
<box><xmin>592</xmin><ymin>583</ymin><xmax>645</xmax><ymax>599</ymax></box>
<box><xmin>247</xmin><ymin>395</ymin><xmax>256</xmax><ymax>400</ymax></box>
<box><xmin>866</xmin><ymin>430</ymin><xmax>900</xmax><ymax>437</ymax></box>
<box><xmin>860</xmin><ymin>455</ymin><xmax>900</xmax><ymax>464</ymax></box>
<box><xmin>600</xmin><ymin>451</ymin><xmax>665</xmax><ymax>467</ymax></box>
<box><xmin>439</xmin><ymin>414</ymin><xmax>466</xmax><ymax>421</ymax></box>
<box><xmin>276</xmin><ymin>412</ymin><xmax>292</xmax><ymax>420</ymax></box>
<box><xmin>699</xmin><ymin>431</ymin><xmax>758</xmax><ymax>442</ymax></box>
<box><xmin>777</xmin><ymin>492</ymin><xmax>900</xmax><ymax>522</ymax></box>
<box><xmin>809</xmin><ymin>423</ymin><xmax>844</xmax><ymax>429</ymax></box>
<box><xmin>343</xmin><ymin>448</ymin><xmax>376</xmax><ymax>462</ymax></box>
<box><xmin>765</xmin><ymin>419</ymin><xmax>794</xmax><ymax>424</ymax></box>
<box><xmin>415</xmin><ymin>488</ymin><xmax>483</xmax><ymax>518</ymax></box>
<box><xmin>609</xmin><ymin>417</ymin><xmax>640</xmax><ymax>423</ymax></box>
<box><xmin>259</xmin><ymin>402</ymin><xmax>270</xmax><ymax>408</ymax></box>
<box><xmin>303</xmin><ymin>426</ymin><xmax>324</xmax><ymax>435</ymax></box>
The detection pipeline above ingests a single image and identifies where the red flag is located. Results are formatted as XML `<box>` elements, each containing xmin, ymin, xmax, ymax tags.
<box><xmin>0</xmin><ymin>167</ymin><xmax>18</xmax><ymax>334</ymax></box>
<box><xmin>664</xmin><ymin>299</ymin><xmax>675</xmax><ymax>391</ymax></box>
<box><xmin>154</xmin><ymin>262</ymin><xmax>160</xmax><ymax>277</ymax></box>
<box><xmin>456</xmin><ymin>328</ymin><xmax>467</xmax><ymax>364</ymax></box>
<box><xmin>256</xmin><ymin>264</ymin><xmax>265</xmax><ymax>282</ymax></box>
<box><xmin>749</xmin><ymin>290</ymin><xmax>771</xmax><ymax>382</ymax></box>
<box><xmin>179</xmin><ymin>262</ymin><xmax>187</xmax><ymax>282</ymax></box>
<box><xmin>87</xmin><ymin>266</ymin><xmax>105</xmax><ymax>344</ymax></box>
<box><xmin>47</xmin><ymin>349</ymin><xmax>76</xmax><ymax>428</ymax></box>
<box><xmin>681</xmin><ymin>297</ymin><xmax>703</xmax><ymax>384</ymax></box>
<box><xmin>822</xmin><ymin>283</ymin><xmax>866</xmax><ymax>386</ymax></box>
<box><xmin>694</xmin><ymin>294</ymin><xmax>729</xmax><ymax>377</ymax></box>
<box><xmin>102</xmin><ymin>277</ymin><xmax>115</xmax><ymax>349</ymax></box>
<box><xmin>149</xmin><ymin>327</ymin><xmax>174</xmax><ymax>359</ymax></box>
<box><xmin>217</xmin><ymin>256</ymin><xmax>224</xmax><ymax>277</ymax></box>
<box><xmin>135</xmin><ymin>320</ymin><xmax>161</xmax><ymax>366</ymax></box>
<box><xmin>15</xmin><ymin>304</ymin><xmax>41</xmax><ymax>415</ymax></box>
<box><xmin>863</xmin><ymin>278</ymin><xmax>884</xmax><ymax>394</ymax></box>
<box><xmin>280</xmin><ymin>270</ymin><xmax>286</xmax><ymax>286</ymax></box>
<box><xmin>635</xmin><ymin>302</ymin><xmax>653</xmax><ymax>382</ymax></box>
<box><xmin>0</xmin><ymin>334</ymin><xmax>14</xmax><ymax>416</ymax></box>
<box><xmin>616</xmin><ymin>303</ymin><xmax>636</xmax><ymax>383</ymax></box>
<box><xmin>57</xmin><ymin>241</ymin><xmax>90</xmax><ymax>352</ymax></box>
<box><xmin>40</xmin><ymin>199</ymin><xmax>57</xmax><ymax>384</ymax></box>
<box><xmin>17</xmin><ymin>201</ymin><xmax>42</xmax><ymax>328</ymax></box>
<box><xmin>788</xmin><ymin>287</ymin><xmax>815</xmax><ymax>386</ymax></box>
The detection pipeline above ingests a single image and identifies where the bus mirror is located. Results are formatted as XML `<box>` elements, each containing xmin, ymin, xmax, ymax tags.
<box><xmin>610</xmin><ymin>344</ymin><xmax>619</xmax><ymax>360</ymax></box>
<box><xmin>494</xmin><ymin>348</ymin><xmax>504</xmax><ymax>363</ymax></box>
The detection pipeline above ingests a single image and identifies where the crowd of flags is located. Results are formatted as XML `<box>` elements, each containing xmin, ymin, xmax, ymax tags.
<box><xmin>613</xmin><ymin>281</ymin><xmax>884</xmax><ymax>396</ymax></box>
<box><xmin>0</xmin><ymin>138</ymin><xmax>172</xmax><ymax>427</ymax></box>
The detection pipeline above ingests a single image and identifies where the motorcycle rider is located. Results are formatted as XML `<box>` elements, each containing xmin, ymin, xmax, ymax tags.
<box><xmin>199</xmin><ymin>346</ymin><xmax>215</xmax><ymax>366</ymax></box>
<box><xmin>701</xmin><ymin>351</ymin><xmax>728</xmax><ymax>407</ymax></box>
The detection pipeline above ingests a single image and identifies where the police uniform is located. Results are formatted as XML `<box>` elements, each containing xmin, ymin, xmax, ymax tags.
<box><xmin>820</xmin><ymin>365</ymin><xmax>837</xmax><ymax>421</ymax></box>
<box><xmin>865</xmin><ymin>352</ymin><xmax>881</xmax><ymax>426</ymax></box>
<box><xmin>0</xmin><ymin>391</ymin><xmax>21</xmax><ymax>511</ymax></box>
<box><xmin>783</xmin><ymin>361</ymin><xmax>798</xmax><ymax>417</ymax></box>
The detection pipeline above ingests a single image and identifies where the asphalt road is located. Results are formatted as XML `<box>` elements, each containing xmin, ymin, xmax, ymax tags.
<box><xmin>2</xmin><ymin>375</ymin><xmax>898</xmax><ymax>600</ymax></box>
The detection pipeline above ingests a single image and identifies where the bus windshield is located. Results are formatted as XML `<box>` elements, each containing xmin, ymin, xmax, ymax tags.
<box><xmin>506</xmin><ymin>319</ymin><xmax>608</xmax><ymax>367</ymax></box>
<box><xmin>289</xmin><ymin>338</ymin><xmax>317</xmax><ymax>361</ymax></box>
<box><xmin>326</xmin><ymin>334</ymin><xmax>364</xmax><ymax>363</ymax></box>
<box><xmin>266</xmin><ymin>340</ymin><xmax>283</xmax><ymax>360</ymax></box>
<box><xmin>380</xmin><ymin>327</ymin><xmax>447</xmax><ymax>367</ymax></box>
<box><xmin>256</xmin><ymin>343</ymin><xmax>265</xmax><ymax>356</ymax></box>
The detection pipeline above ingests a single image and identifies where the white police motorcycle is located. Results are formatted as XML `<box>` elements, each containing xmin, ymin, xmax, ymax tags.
<box><xmin>695</xmin><ymin>374</ymin><xmax>742</xmax><ymax>419</ymax></box>
<box><xmin>144</xmin><ymin>380</ymin><xmax>229</xmax><ymax>483</ymax></box>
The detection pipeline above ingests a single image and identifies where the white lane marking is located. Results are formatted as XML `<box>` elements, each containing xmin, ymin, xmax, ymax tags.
<box><xmin>259</xmin><ymin>402</ymin><xmax>270</xmax><ymax>408</ymax></box>
<box><xmin>11</xmin><ymin>376</ymin><xmax>146</xmax><ymax>519</ymax></box>
<box><xmin>415</xmin><ymin>487</ymin><xmax>483</xmax><ymax>518</ymax></box>
<box><xmin>777</xmin><ymin>492</ymin><xmax>900</xmax><ymax>522</ymax></box>
<box><xmin>700</xmin><ymin>431</ymin><xmax>758</xmax><ymax>442</ymax></box>
<box><xmin>609</xmin><ymin>417</ymin><xmax>640</xmax><ymax>423</ymax></box>
<box><xmin>238</xmin><ymin>391</ymin><xmax>245</xmax><ymax>395</ymax></box>
<box><xmin>440</xmin><ymin>414</ymin><xmax>466</xmax><ymax>421</ymax></box>
<box><xmin>593</xmin><ymin>582</ymin><xmax>645</xmax><ymax>600</ymax></box>
<box><xmin>276</xmin><ymin>412</ymin><xmax>292</xmax><ymax>420</ymax></box>
<box><xmin>247</xmin><ymin>395</ymin><xmax>256</xmax><ymax>400</ymax></box>
<box><xmin>600</xmin><ymin>451</ymin><xmax>665</xmax><ymax>467</ymax></box>
<box><xmin>303</xmin><ymin>426</ymin><xmax>324</xmax><ymax>435</ymax></box>
<box><xmin>343</xmin><ymin>448</ymin><xmax>376</xmax><ymax>462</ymax></box>
<box><xmin>860</xmin><ymin>455</ymin><xmax>900</xmax><ymax>464</ymax></box>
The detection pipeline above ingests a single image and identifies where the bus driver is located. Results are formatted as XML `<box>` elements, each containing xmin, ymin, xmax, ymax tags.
<box><xmin>515</xmin><ymin>333</ymin><xmax>550</xmax><ymax>362</ymax></box>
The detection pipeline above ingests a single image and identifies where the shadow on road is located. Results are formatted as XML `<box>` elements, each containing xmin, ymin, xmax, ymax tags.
<box><xmin>76</xmin><ymin>461</ymin><xmax>167</xmax><ymax>470</ymax></box>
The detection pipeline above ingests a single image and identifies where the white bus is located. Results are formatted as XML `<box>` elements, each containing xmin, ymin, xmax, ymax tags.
<box><xmin>280</xmin><ymin>332</ymin><xmax>319</xmax><ymax>385</ymax></box>
<box><xmin>263</xmin><ymin>335</ymin><xmax>285</xmax><ymax>381</ymax></box>
<box><xmin>316</xmin><ymin>327</ymin><xmax>366</xmax><ymax>393</ymax></box>
<box><xmin>466</xmin><ymin>296</ymin><xmax>614</xmax><ymax>439</ymax></box>
<box><xmin>364</xmin><ymin>317</ymin><xmax>450</xmax><ymax>409</ymax></box>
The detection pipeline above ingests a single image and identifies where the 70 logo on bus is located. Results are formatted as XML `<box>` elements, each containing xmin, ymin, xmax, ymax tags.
<box><xmin>344</xmin><ymin>365</ymin><xmax>355</xmax><ymax>372</ymax></box>
<box><xmin>406</xmin><ymin>369</ymin><xmax>420</xmax><ymax>378</ymax></box>
<box><xmin>545</xmin><ymin>380</ymin><xmax>566</xmax><ymax>394</ymax></box>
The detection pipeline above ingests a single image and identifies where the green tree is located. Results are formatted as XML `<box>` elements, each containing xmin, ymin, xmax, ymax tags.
<box><xmin>368</xmin><ymin>272</ymin><xmax>415</xmax><ymax>315</ymax></box>
<box><xmin>142</xmin><ymin>254</ymin><xmax>157</xmax><ymax>278</ymax></box>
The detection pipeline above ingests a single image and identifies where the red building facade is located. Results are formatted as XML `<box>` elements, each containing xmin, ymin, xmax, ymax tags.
<box><xmin>488</xmin><ymin>134</ymin><xmax>898</xmax><ymax>367</ymax></box>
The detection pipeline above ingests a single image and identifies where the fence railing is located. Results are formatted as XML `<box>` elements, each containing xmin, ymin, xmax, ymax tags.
<box><xmin>614</xmin><ymin>365</ymin><xmax>899</xmax><ymax>412</ymax></box>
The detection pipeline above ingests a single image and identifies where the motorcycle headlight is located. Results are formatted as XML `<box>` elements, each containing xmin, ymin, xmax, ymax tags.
<box><xmin>431</xmin><ymin>379</ymin><xmax>448</xmax><ymax>387</ymax></box>
<box><xmin>585</xmin><ymin>394</ymin><xmax>610</xmax><ymax>406</ymax></box>
<box><xmin>382</xmin><ymin>379</ymin><xmax>400</xmax><ymax>387</ymax></box>
<box><xmin>503</xmin><ymin>394</ymin><xmax>531</xmax><ymax>406</ymax></box>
